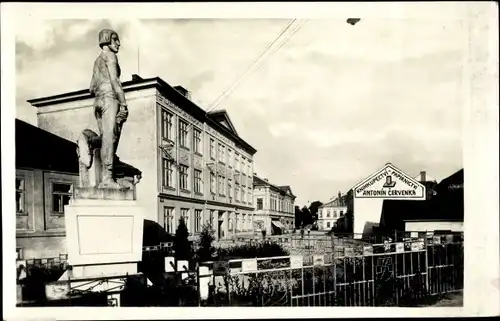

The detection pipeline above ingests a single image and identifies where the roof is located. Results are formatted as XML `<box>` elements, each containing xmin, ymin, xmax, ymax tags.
<box><xmin>15</xmin><ymin>118</ymin><xmax>79</xmax><ymax>173</ymax></box>
<box><xmin>27</xmin><ymin>75</ymin><xmax>257</xmax><ymax>155</ymax></box>
<box><xmin>253</xmin><ymin>175</ymin><xmax>296</xmax><ymax>198</ymax></box>
<box><xmin>319</xmin><ymin>194</ymin><xmax>348</xmax><ymax>208</ymax></box>
<box><xmin>379</xmin><ymin>184</ymin><xmax>464</xmax><ymax>230</ymax></box>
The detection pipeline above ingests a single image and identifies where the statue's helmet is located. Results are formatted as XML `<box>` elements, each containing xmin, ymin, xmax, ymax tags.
<box><xmin>98</xmin><ymin>29</ymin><xmax>119</xmax><ymax>48</ymax></box>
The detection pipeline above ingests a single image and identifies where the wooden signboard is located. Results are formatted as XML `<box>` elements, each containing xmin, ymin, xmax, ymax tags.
<box><xmin>242</xmin><ymin>259</ymin><xmax>258</xmax><ymax>272</ymax></box>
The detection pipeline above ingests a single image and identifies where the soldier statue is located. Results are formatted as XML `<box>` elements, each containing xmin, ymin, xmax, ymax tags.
<box><xmin>77</xmin><ymin>29</ymin><xmax>141</xmax><ymax>190</ymax></box>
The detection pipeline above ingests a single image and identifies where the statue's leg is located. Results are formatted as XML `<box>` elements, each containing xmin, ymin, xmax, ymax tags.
<box><xmin>98</xmin><ymin>97</ymin><xmax>122</xmax><ymax>189</ymax></box>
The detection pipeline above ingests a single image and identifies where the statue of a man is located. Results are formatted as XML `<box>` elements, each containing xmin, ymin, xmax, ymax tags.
<box><xmin>89</xmin><ymin>29</ymin><xmax>129</xmax><ymax>189</ymax></box>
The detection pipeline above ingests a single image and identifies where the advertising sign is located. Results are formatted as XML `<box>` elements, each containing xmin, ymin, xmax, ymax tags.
<box><xmin>242</xmin><ymin>259</ymin><xmax>258</xmax><ymax>272</ymax></box>
<box><xmin>363</xmin><ymin>246</ymin><xmax>373</xmax><ymax>256</ymax></box>
<box><xmin>313</xmin><ymin>255</ymin><xmax>325</xmax><ymax>266</ymax></box>
<box><xmin>213</xmin><ymin>261</ymin><xmax>229</xmax><ymax>276</ymax></box>
<box><xmin>411</xmin><ymin>241</ymin><xmax>425</xmax><ymax>251</ymax></box>
<box><xmin>354</xmin><ymin>164</ymin><xmax>425</xmax><ymax>199</ymax></box>
<box><xmin>396</xmin><ymin>242</ymin><xmax>405</xmax><ymax>253</ymax></box>
<box><xmin>290</xmin><ymin>255</ymin><xmax>303</xmax><ymax>269</ymax></box>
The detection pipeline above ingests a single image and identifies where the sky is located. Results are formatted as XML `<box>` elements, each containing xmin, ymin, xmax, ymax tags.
<box><xmin>15</xmin><ymin>18</ymin><xmax>465</xmax><ymax>207</ymax></box>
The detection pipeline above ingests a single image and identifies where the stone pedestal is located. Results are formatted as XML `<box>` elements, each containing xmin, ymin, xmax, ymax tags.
<box><xmin>58</xmin><ymin>187</ymin><xmax>145</xmax><ymax>306</ymax></box>
<box><xmin>63</xmin><ymin>190</ymin><xmax>144</xmax><ymax>268</ymax></box>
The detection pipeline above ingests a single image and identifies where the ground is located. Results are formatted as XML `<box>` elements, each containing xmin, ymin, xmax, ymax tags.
<box><xmin>425</xmin><ymin>291</ymin><xmax>463</xmax><ymax>307</ymax></box>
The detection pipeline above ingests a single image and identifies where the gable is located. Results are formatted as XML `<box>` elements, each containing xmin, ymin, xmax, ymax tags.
<box><xmin>353</xmin><ymin>163</ymin><xmax>426</xmax><ymax>199</ymax></box>
<box><xmin>210</xmin><ymin>111</ymin><xmax>239</xmax><ymax>136</ymax></box>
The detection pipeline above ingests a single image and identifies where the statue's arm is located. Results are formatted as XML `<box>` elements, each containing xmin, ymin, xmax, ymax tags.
<box><xmin>105</xmin><ymin>53</ymin><xmax>127</xmax><ymax>106</ymax></box>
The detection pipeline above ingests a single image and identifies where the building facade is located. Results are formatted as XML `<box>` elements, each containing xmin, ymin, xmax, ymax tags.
<box><xmin>28</xmin><ymin>75</ymin><xmax>257</xmax><ymax>242</ymax></box>
<box><xmin>253</xmin><ymin>175</ymin><xmax>296</xmax><ymax>235</ymax></box>
<box><xmin>15</xmin><ymin>119</ymin><xmax>79</xmax><ymax>259</ymax></box>
<box><xmin>317</xmin><ymin>192</ymin><xmax>347</xmax><ymax>231</ymax></box>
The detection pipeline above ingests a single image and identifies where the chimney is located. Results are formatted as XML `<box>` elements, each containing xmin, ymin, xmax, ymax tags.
<box><xmin>174</xmin><ymin>85</ymin><xmax>191</xmax><ymax>100</ymax></box>
<box><xmin>264</xmin><ymin>178</ymin><xmax>269</xmax><ymax>182</ymax></box>
<box><xmin>338</xmin><ymin>191</ymin><xmax>341</xmax><ymax>199</ymax></box>
<box><xmin>420</xmin><ymin>171</ymin><xmax>426</xmax><ymax>182</ymax></box>
<box><xmin>131</xmin><ymin>74</ymin><xmax>143</xmax><ymax>82</ymax></box>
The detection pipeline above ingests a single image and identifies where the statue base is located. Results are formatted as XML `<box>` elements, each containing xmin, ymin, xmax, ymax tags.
<box><xmin>63</xmin><ymin>196</ymin><xmax>144</xmax><ymax>267</ymax></box>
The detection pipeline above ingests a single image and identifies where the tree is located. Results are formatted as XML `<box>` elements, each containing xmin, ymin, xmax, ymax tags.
<box><xmin>308</xmin><ymin>201</ymin><xmax>323</xmax><ymax>223</ymax></box>
<box><xmin>196</xmin><ymin>223</ymin><xmax>215</xmax><ymax>263</ymax></box>
<box><xmin>301</xmin><ymin>206</ymin><xmax>312</xmax><ymax>226</ymax></box>
<box><xmin>294</xmin><ymin>205</ymin><xmax>302</xmax><ymax>229</ymax></box>
<box><xmin>174</xmin><ymin>217</ymin><xmax>191</xmax><ymax>261</ymax></box>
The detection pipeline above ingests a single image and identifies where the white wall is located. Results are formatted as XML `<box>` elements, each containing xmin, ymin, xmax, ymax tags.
<box><xmin>353</xmin><ymin>198</ymin><xmax>384</xmax><ymax>237</ymax></box>
<box><xmin>405</xmin><ymin>221</ymin><xmax>463</xmax><ymax>232</ymax></box>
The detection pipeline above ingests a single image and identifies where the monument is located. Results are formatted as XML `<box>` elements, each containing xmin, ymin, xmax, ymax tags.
<box><xmin>56</xmin><ymin>29</ymin><xmax>145</xmax><ymax>306</ymax></box>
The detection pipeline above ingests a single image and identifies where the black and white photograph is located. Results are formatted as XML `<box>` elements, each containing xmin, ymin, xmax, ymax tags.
<box><xmin>2</xmin><ymin>2</ymin><xmax>499</xmax><ymax>318</ymax></box>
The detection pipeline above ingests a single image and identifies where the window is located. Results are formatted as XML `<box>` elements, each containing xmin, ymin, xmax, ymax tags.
<box><xmin>16</xmin><ymin>179</ymin><xmax>25</xmax><ymax>213</ymax></box>
<box><xmin>180</xmin><ymin>208</ymin><xmax>190</xmax><ymax>232</ymax></box>
<box><xmin>333</xmin><ymin>210</ymin><xmax>337</xmax><ymax>218</ymax></box>
<box><xmin>247</xmin><ymin>190</ymin><xmax>252</xmax><ymax>206</ymax></box>
<box><xmin>241</xmin><ymin>157</ymin><xmax>246</xmax><ymax>173</ymax></box>
<box><xmin>210</xmin><ymin>173</ymin><xmax>216</xmax><ymax>193</ymax></box>
<box><xmin>52</xmin><ymin>183</ymin><xmax>72</xmax><ymax>214</ymax></box>
<box><xmin>340</xmin><ymin>210</ymin><xmax>344</xmax><ymax>216</ymax></box>
<box><xmin>161</xmin><ymin>109</ymin><xmax>173</xmax><ymax>140</ymax></box>
<box><xmin>218</xmin><ymin>175</ymin><xmax>225</xmax><ymax>195</ymax></box>
<box><xmin>241</xmin><ymin>188</ymin><xmax>245</xmax><ymax>203</ymax></box>
<box><xmin>179</xmin><ymin>120</ymin><xmax>189</xmax><ymax>148</ymax></box>
<box><xmin>327</xmin><ymin>210</ymin><xmax>331</xmax><ymax>218</ymax></box>
<box><xmin>228</xmin><ymin>180</ymin><xmax>232</xmax><ymax>199</ymax></box>
<box><xmin>164</xmin><ymin>207</ymin><xmax>175</xmax><ymax>234</ymax></box>
<box><xmin>210</xmin><ymin>139</ymin><xmax>215</xmax><ymax>159</ymax></box>
<box><xmin>194</xmin><ymin>169</ymin><xmax>203</xmax><ymax>194</ymax></box>
<box><xmin>235</xmin><ymin>153</ymin><xmax>239</xmax><ymax>171</ymax></box>
<box><xmin>162</xmin><ymin>158</ymin><xmax>174</xmax><ymax>188</ymax></box>
<box><xmin>235</xmin><ymin>186</ymin><xmax>240</xmax><ymax>201</ymax></box>
<box><xmin>218</xmin><ymin>144</ymin><xmax>225</xmax><ymax>163</ymax></box>
<box><xmin>209</xmin><ymin>210</ymin><xmax>215</xmax><ymax>225</ymax></box>
<box><xmin>327</xmin><ymin>222</ymin><xmax>331</xmax><ymax>228</ymax></box>
<box><xmin>195</xmin><ymin>209</ymin><xmax>202</xmax><ymax>233</ymax></box>
<box><xmin>193</xmin><ymin>128</ymin><xmax>202</xmax><ymax>154</ymax></box>
<box><xmin>257</xmin><ymin>198</ymin><xmax>263</xmax><ymax>210</ymax></box>
<box><xmin>179</xmin><ymin>165</ymin><xmax>189</xmax><ymax>190</ymax></box>
<box><xmin>228</xmin><ymin>149</ymin><xmax>233</xmax><ymax>167</ymax></box>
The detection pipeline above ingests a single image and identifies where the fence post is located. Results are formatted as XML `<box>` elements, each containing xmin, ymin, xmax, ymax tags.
<box><xmin>424</xmin><ymin>235</ymin><xmax>429</xmax><ymax>295</ymax></box>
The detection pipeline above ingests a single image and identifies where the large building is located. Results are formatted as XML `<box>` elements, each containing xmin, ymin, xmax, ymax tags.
<box><xmin>27</xmin><ymin>75</ymin><xmax>257</xmax><ymax>243</ymax></box>
<box><xmin>253</xmin><ymin>175</ymin><xmax>296</xmax><ymax>235</ymax></box>
<box><xmin>317</xmin><ymin>192</ymin><xmax>347</xmax><ymax>231</ymax></box>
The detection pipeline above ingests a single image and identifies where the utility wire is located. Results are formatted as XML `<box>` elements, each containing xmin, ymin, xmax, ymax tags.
<box><xmin>206</xmin><ymin>19</ymin><xmax>297</xmax><ymax>113</ymax></box>
<box><xmin>207</xmin><ymin>19</ymin><xmax>308</xmax><ymax>114</ymax></box>
<box><xmin>162</xmin><ymin>20</ymin><xmax>307</xmax><ymax>171</ymax></box>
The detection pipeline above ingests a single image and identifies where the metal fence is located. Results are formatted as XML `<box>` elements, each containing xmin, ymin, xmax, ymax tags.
<box><xmin>197</xmin><ymin>238</ymin><xmax>463</xmax><ymax>307</ymax></box>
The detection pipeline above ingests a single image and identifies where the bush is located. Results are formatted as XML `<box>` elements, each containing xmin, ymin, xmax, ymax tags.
<box><xmin>174</xmin><ymin>218</ymin><xmax>191</xmax><ymax>261</ymax></box>
<box><xmin>215</xmin><ymin>242</ymin><xmax>289</xmax><ymax>261</ymax></box>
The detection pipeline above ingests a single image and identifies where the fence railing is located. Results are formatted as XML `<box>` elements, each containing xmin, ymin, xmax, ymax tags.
<box><xmin>16</xmin><ymin>233</ymin><xmax>463</xmax><ymax>307</ymax></box>
<box><xmin>196</xmin><ymin>238</ymin><xmax>463</xmax><ymax>307</ymax></box>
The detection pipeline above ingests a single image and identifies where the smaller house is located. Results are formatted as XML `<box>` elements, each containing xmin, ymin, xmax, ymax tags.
<box><xmin>253</xmin><ymin>175</ymin><xmax>296</xmax><ymax>235</ymax></box>
<box><xmin>16</xmin><ymin>119</ymin><xmax>80</xmax><ymax>259</ymax></box>
<box><xmin>318</xmin><ymin>192</ymin><xmax>348</xmax><ymax>231</ymax></box>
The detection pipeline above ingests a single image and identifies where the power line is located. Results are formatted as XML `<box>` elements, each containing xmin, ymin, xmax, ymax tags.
<box><xmin>162</xmin><ymin>20</ymin><xmax>307</xmax><ymax>171</ymax></box>
<box><xmin>207</xmin><ymin>19</ymin><xmax>308</xmax><ymax>114</ymax></box>
<box><xmin>249</xmin><ymin>19</ymin><xmax>308</xmax><ymax>77</ymax></box>
<box><xmin>206</xmin><ymin>19</ymin><xmax>297</xmax><ymax>113</ymax></box>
